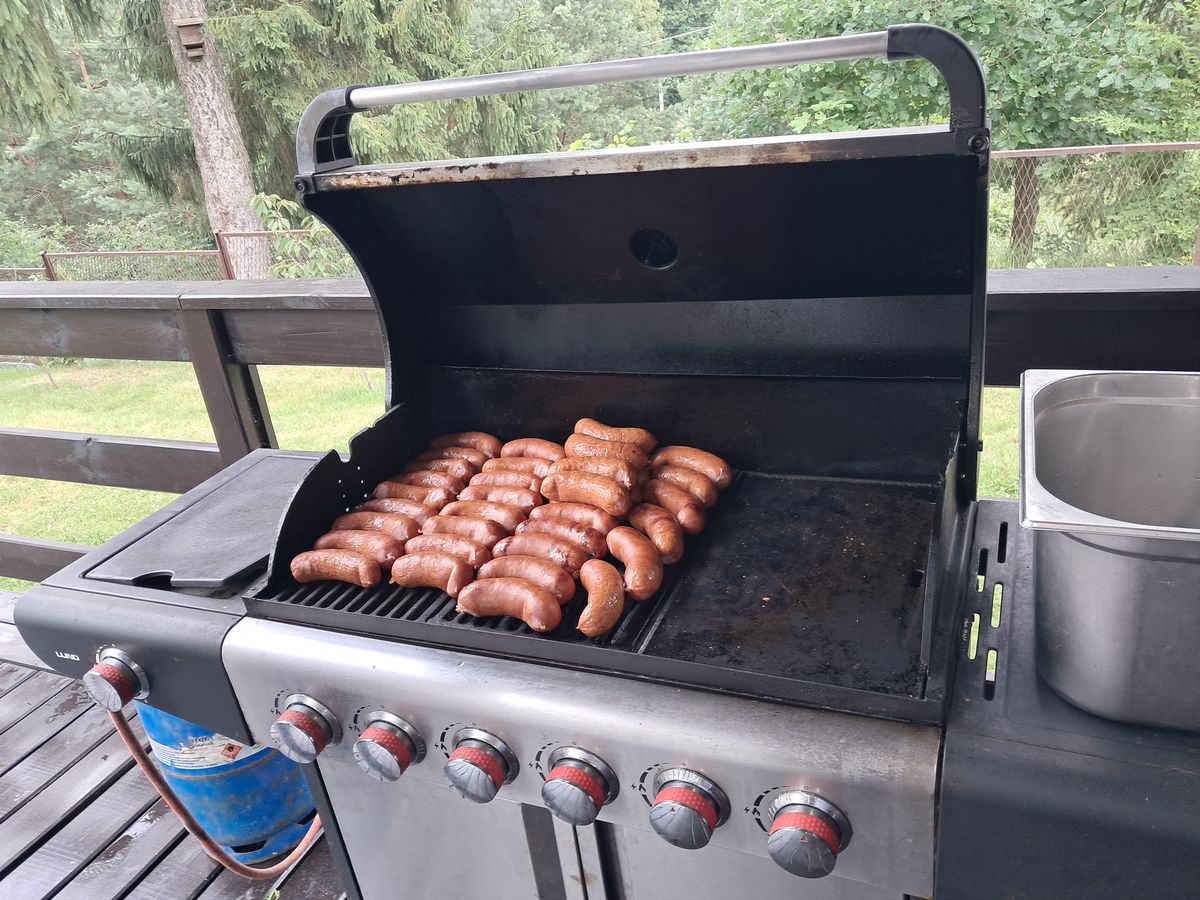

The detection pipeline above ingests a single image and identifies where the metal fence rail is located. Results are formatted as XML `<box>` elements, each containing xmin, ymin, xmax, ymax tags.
<box><xmin>41</xmin><ymin>250</ymin><xmax>228</xmax><ymax>281</ymax></box>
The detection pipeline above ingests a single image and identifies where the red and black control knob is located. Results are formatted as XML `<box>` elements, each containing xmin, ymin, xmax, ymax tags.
<box><xmin>766</xmin><ymin>790</ymin><xmax>852</xmax><ymax>878</ymax></box>
<box><xmin>541</xmin><ymin>747</ymin><xmax>619</xmax><ymax>827</ymax></box>
<box><xmin>443</xmin><ymin>727</ymin><xmax>518</xmax><ymax>804</ymax></box>
<box><xmin>83</xmin><ymin>649</ymin><xmax>148</xmax><ymax>711</ymax></box>
<box><xmin>353</xmin><ymin>711</ymin><xmax>426</xmax><ymax>782</ymax></box>
<box><xmin>270</xmin><ymin>694</ymin><xmax>341</xmax><ymax>765</ymax></box>
<box><xmin>649</xmin><ymin>768</ymin><xmax>731</xmax><ymax>850</ymax></box>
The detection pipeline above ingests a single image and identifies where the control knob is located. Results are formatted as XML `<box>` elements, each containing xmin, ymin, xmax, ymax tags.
<box><xmin>766</xmin><ymin>790</ymin><xmax>852</xmax><ymax>878</ymax></box>
<box><xmin>353</xmin><ymin>711</ymin><xmax>426</xmax><ymax>782</ymax></box>
<box><xmin>270</xmin><ymin>694</ymin><xmax>341</xmax><ymax>765</ymax></box>
<box><xmin>541</xmin><ymin>747</ymin><xmax>618</xmax><ymax>826</ymax></box>
<box><xmin>649</xmin><ymin>768</ymin><xmax>730</xmax><ymax>850</ymax></box>
<box><xmin>83</xmin><ymin>648</ymin><xmax>148</xmax><ymax>711</ymax></box>
<box><xmin>444</xmin><ymin>727</ymin><xmax>518</xmax><ymax>803</ymax></box>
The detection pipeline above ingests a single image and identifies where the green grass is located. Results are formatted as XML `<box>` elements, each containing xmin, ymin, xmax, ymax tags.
<box><xmin>0</xmin><ymin>360</ymin><xmax>1019</xmax><ymax>592</ymax></box>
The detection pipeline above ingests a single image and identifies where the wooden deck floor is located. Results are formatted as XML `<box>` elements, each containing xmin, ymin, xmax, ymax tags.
<box><xmin>0</xmin><ymin>593</ymin><xmax>343</xmax><ymax>899</ymax></box>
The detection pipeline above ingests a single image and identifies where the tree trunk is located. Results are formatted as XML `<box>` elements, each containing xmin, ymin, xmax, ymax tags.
<box><xmin>157</xmin><ymin>0</ymin><xmax>269</xmax><ymax>277</ymax></box>
<box><xmin>1009</xmin><ymin>157</ymin><xmax>1040</xmax><ymax>264</ymax></box>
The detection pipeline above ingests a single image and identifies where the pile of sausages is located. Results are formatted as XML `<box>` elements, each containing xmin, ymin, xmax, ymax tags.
<box><xmin>289</xmin><ymin>418</ymin><xmax>731</xmax><ymax>638</ymax></box>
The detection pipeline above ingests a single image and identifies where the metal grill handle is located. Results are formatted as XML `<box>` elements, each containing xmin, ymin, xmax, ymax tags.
<box><xmin>296</xmin><ymin>23</ymin><xmax>985</xmax><ymax>177</ymax></box>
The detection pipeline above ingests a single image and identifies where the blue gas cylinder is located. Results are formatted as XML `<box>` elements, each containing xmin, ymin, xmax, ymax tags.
<box><xmin>135</xmin><ymin>702</ymin><xmax>315</xmax><ymax>863</ymax></box>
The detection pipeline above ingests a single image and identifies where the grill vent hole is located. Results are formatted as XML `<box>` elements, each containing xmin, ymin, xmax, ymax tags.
<box><xmin>629</xmin><ymin>229</ymin><xmax>678</xmax><ymax>269</ymax></box>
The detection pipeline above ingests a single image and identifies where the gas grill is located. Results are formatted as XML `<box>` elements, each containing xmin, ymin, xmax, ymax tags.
<box><xmin>15</xmin><ymin>23</ymin><xmax>1200</xmax><ymax>900</ymax></box>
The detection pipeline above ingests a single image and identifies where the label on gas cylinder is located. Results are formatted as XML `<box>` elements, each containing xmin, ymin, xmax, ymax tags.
<box><xmin>148</xmin><ymin>733</ymin><xmax>269</xmax><ymax>770</ymax></box>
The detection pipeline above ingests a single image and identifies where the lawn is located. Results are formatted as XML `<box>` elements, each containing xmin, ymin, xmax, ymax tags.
<box><xmin>0</xmin><ymin>360</ymin><xmax>1020</xmax><ymax>592</ymax></box>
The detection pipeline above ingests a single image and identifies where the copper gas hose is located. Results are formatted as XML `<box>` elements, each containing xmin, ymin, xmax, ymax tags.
<box><xmin>109</xmin><ymin>711</ymin><xmax>323</xmax><ymax>880</ymax></box>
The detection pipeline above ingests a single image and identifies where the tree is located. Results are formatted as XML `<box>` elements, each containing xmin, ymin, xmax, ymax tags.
<box><xmin>0</xmin><ymin>0</ymin><xmax>100</xmax><ymax>126</ymax></box>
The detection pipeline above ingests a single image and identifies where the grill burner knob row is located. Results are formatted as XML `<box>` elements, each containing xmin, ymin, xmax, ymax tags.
<box><xmin>766</xmin><ymin>790</ymin><xmax>852</xmax><ymax>878</ymax></box>
<box><xmin>540</xmin><ymin>747</ymin><xmax>619</xmax><ymax>827</ymax></box>
<box><xmin>353</xmin><ymin>711</ymin><xmax>426</xmax><ymax>782</ymax></box>
<box><xmin>83</xmin><ymin>648</ymin><xmax>149</xmax><ymax>711</ymax></box>
<box><xmin>270</xmin><ymin>694</ymin><xmax>341</xmax><ymax>765</ymax></box>
<box><xmin>649</xmin><ymin>768</ymin><xmax>731</xmax><ymax>850</ymax></box>
<box><xmin>444</xmin><ymin>727</ymin><xmax>519</xmax><ymax>804</ymax></box>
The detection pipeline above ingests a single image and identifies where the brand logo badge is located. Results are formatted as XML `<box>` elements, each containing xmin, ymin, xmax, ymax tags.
<box><xmin>54</xmin><ymin>650</ymin><xmax>81</xmax><ymax>661</ymax></box>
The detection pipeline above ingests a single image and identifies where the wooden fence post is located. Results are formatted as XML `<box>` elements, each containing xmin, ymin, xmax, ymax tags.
<box><xmin>179</xmin><ymin>308</ymin><xmax>276</xmax><ymax>464</ymax></box>
<box><xmin>40</xmin><ymin>251</ymin><xmax>57</xmax><ymax>281</ymax></box>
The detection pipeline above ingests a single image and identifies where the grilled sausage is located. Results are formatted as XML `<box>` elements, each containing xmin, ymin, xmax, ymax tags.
<box><xmin>421</xmin><ymin>514</ymin><xmax>507</xmax><ymax>549</ymax></box>
<box><xmin>468</xmin><ymin>471</ymin><xmax>542</xmax><ymax>492</ymax></box>
<box><xmin>628</xmin><ymin>503</ymin><xmax>685</xmax><ymax>565</ymax></box>
<box><xmin>430</xmin><ymin>432</ymin><xmax>501</xmax><ymax>459</ymax></box>
<box><xmin>541</xmin><ymin>471</ymin><xmax>630</xmax><ymax>518</ymax></box>
<box><xmin>574</xmin><ymin>418</ymin><xmax>656</xmax><ymax>453</ymax></box>
<box><xmin>650</xmin><ymin>446</ymin><xmax>732</xmax><ymax>490</ymax></box>
<box><xmin>392</xmin><ymin>470</ymin><xmax>466</xmax><ymax>494</ymax></box>
<box><xmin>390</xmin><ymin>552</ymin><xmax>473</xmax><ymax>598</ymax></box>
<box><xmin>355</xmin><ymin>497</ymin><xmax>438</xmax><ymax>525</ymax></box>
<box><xmin>456</xmin><ymin>578</ymin><xmax>562</xmax><ymax>632</ymax></box>
<box><xmin>314</xmin><ymin>530</ymin><xmax>404</xmax><ymax>568</ymax></box>
<box><xmin>500</xmin><ymin>438</ymin><xmax>566</xmax><ymax>462</ymax></box>
<box><xmin>643</xmin><ymin>480</ymin><xmax>706</xmax><ymax>535</ymax></box>
<box><xmin>483</xmin><ymin>457</ymin><xmax>551</xmax><ymax>478</ymax></box>
<box><xmin>441</xmin><ymin>499</ymin><xmax>525</xmax><ymax>533</ymax></box>
<box><xmin>402</xmin><ymin>458</ymin><xmax>474</xmax><ymax>481</ymax></box>
<box><xmin>548</xmin><ymin>456</ymin><xmax>637</xmax><ymax>490</ymax></box>
<box><xmin>457</xmin><ymin>485</ymin><xmax>541</xmax><ymax>514</ymax></box>
<box><xmin>564</xmin><ymin>433</ymin><xmax>649</xmax><ymax>470</ymax></box>
<box><xmin>477</xmin><ymin>555</ymin><xmax>576</xmax><ymax>604</ymax></box>
<box><xmin>372</xmin><ymin>482</ymin><xmax>454</xmax><ymax>508</ymax></box>
<box><xmin>404</xmin><ymin>534</ymin><xmax>491</xmax><ymax>569</ymax></box>
<box><xmin>650</xmin><ymin>463</ymin><xmax>719</xmax><ymax>508</ymax></box>
<box><xmin>416</xmin><ymin>446</ymin><xmax>488</xmax><ymax>470</ymax></box>
<box><xmin>331</xmin><ymin>511</ymin><xmax>420</xmax><ymax>543</ymax></box>
<box><xmin>291</xmin><ymin>549</ymin><xmax>380</xmax><ymax>588</ymax></box>
<box><xmin>606</xmin><ymin>526</ymin><xmax>663</xmax><ymax>601</ymax></box>
<box><xmin>493</xmin><ymin>533</ymin><xmax>589</xmax><ymax>576</ymax></box>
<box><xmin>577</xmin><ymin>560</ymin><xmax>625</xmax><ymax>638</ymax></box>
<box><xmin>529</xmin><ymin>502</ymin><xmax>619</xmax><ymax>536</ymax></box>
<box><xmin>515</xmin><ymin>517</ymin><xmax>606</xmax><ymax>558</ymax></box>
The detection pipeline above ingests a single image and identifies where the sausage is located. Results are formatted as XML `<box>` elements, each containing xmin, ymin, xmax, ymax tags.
<box><xmin>402</xmin><ymin>457</ymin><xmax>474</xmax><ymax>481</ymax></box>
<box><xmin>372</xmin><ymin>482</ymin><xmax>454</xmax><ymax>508</ymax></box>
<box><xmin>650</xmin><ymin>446</ymin><xmax>733</xmax><ymax>490</ymax></box>
<box><xmin>628</xmin><ymin>503</ymin><xmax>685</xmax><ymax>565</ymax></box>
<box><xmin>482</xmin><ymin>457</ymin><xmax>551</xmax><ymax>478</ymax></box>
<box><xmin>392</xmin><ymin>470</ymin><xmax>466</xmax><ymax>494</ymax></box>
<box><xmin>390</xmin><ymin>552</ymin><xmax>474</xmax><ymax>598</ymax></box>
<box><xmin>577</xmin><ymin>560</ymin><xmax>625</xmax><ymax>638</ymax></box>
<box><xmin>564</xmin><ymin>433</ymin><xmax>649</xmax><ymax>470</ymax></box>
<box><xmin>548</xmin><ymin>456</ymin><xmax>637</xmax><ymax>490</ymax></box>
<box><xmin>540</xmin><ymin>471</ymin><xmax>630</xmax><ymax>518</ymax></box>
<box><xmin>430</xmin><ymin>431</ymin><xmax>501</xmax><ymax>459</ymax></box>
<box><xmin>606</xmin><ymin>526</ymin><xmax>664</xmax><ymax>601</ymax></box>
<box><xmin>331</xmin><ymin>511</ymin><xmax>420</xmax><ymax>543</ymax></box>
<box><xmin>650</xmin><ymin>464</ymin><xmax>719</xmax><ymax>509</ymax></box>
<box><xmin>643</xmin><ymin>480</ymin><xmax>706</xmax><ymax>535</ymax></box>
<box><xmin>574</xmin><ymin>418</ymin><xmax>656</xmax><ymax>453</ymax></box>
<box><xmin>515</xmin><ymin>517</ymin><xmax>606</xmax><ymax>558</ymax></box>
<box><xmin>529</xmin><ymin>502</ymin><xmax>619</xmax><ymax>536</ymax></box>
<box><xmin>313</xmin><ymin>530</ymin><xmax>404</xmax><ymax>568</ymax></box>
<box><xmin>404</xmin><ymin>534</ymin><xmax>491</xmax><ymax>569</ymax></box>
<box><xmin>291</xmin><ymin>549</ymin><xmax>380</xmax><ymax>588</ymax></box>
<box><xmin>468</xmin><ymin>471</ymin><xmax>542</xmax><ymax>492</ymax></box>
<box><xmin>493</xmin><ymin>533</ymin><xmax>589</xmax><ymax>576</ymax></box>
<box><xmin>355</xmin><ymin>497</ymin><xmax>438</xmax><ymax>525</ymax></box>
<box><xmin>478</xmin><ymin>555</ymin><xmax>576</xmax><ymax>604</ymax></box>
<box><xmin>441</xmin><ymin>499</ymin><xmax>525</xmax><ymax>533</ymax></box>
<box><xmin>456</xmin><ymin>578</ymin><xmax>562</xmax><ymax>632</ymax></box>
<box><xmin>500</xmin><ymin>438</ymin><xmax>566</xmax><ymax>462</ymax></box>
<box><xmin>421</xmin><ymin>514</ymin><xmax>507</xmax><ymax>549</ymax></box>
<box><xmin>457</xmin><ymin>485</ymin><xmax>541</xmax><ymax>514</ymax></box>
<box><xmin>416</xmin><ymin>446</ymin><xmax>488</xmax><ymax>470</ymax></box>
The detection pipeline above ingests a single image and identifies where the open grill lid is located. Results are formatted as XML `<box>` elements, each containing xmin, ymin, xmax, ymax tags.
<box><xmin>292</xmin><ymin>23</ymin><xmax>989</xmax><ymax>495</ymax></box>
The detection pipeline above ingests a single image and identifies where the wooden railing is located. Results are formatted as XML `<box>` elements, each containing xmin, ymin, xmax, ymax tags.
<box><xmin>1</xmin><ymin>267</ymin><xmax>1198</xmax><ymax>582</ymax></box>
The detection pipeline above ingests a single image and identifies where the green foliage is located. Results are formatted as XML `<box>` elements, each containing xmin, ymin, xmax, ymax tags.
<box><xmin>0</xmin><ymin>0</ymin><xmax>102</xmax><ymax>125</ymax></box>
<box><xmin>0</xmin><ymin>217</ymin><xmax>66</xmax><ymax>266</ymax></box>
<box><xmin>247</xmin><ymin>193</ymin><xmax>357</xmax><ymax>278</ymax></box>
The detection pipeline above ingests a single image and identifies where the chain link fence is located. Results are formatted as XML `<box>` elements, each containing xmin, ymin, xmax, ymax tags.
<box><xmin>991</xmin><ymin>142</ymin><xmax>1200</xmax><ymax>269</ymax></box>
<box><xmin>41</xmin><ymin>250</ymin><xmax>228</xmax><ymax>281</ymax></box>
<box><xmin>0</xmin><ymin>267</ymin><xmax>45</xmax><ymax>281</ymax></box>
<box><xmin>216</xmin><ymin>230</ymin><xmax>357</xmax><ymax>279</ymax></box>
